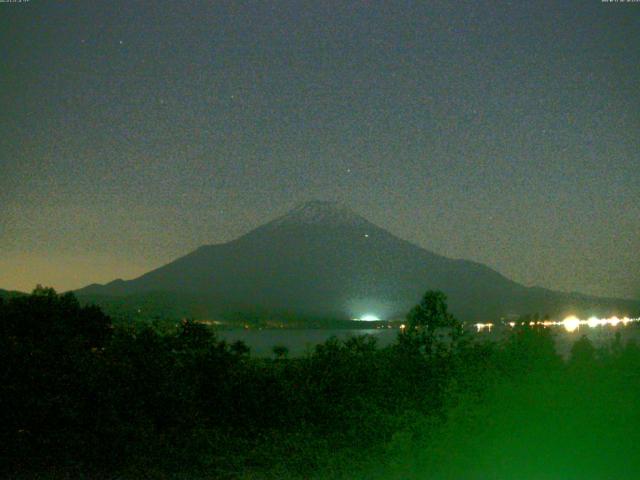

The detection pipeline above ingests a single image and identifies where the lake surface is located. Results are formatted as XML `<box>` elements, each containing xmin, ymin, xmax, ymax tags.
<box><xmin>217</xmin><ymin>325</ymin><xmax>640</xmax><ymax>358</ymax></box>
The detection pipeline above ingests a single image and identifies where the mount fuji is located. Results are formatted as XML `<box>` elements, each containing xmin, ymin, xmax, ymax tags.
<box><xmin>76</xmin><ymin>201</ymin><xmax>639</xmax><ymax>322</ymax></box>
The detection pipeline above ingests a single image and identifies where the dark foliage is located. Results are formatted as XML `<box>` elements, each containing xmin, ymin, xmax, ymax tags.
<box><xmin>2</xmin><ymin>288</ymin><xmax>639</xmax><ymax>479</ymax></box>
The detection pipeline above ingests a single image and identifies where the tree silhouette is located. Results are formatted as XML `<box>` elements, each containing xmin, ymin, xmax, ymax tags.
<box><xmin>405</xmin><ymin>290</ymin><xmax>462</xmax><ymax>354</ymax></box>
<box><xmin>569</xmin><ymin>335</ymin><xmax>596</xmax><ymax>368</ymax></box>
<box><xmin>272</xmin><ymin>344</ymin><xmax>289</xmax><ymax>359</ymax></box>
<box><xmin>230</xmin><ymin>339</ymin><xmax>251</xmax><ymax>357</ymax></box>
<box><xmin>176</xmin><ymin>318</ymin><xmax>214</xmax><ymax>350</ymax></box>
<box><xmin>407</xmin><ymin>290</ymin><xmax>457</xmax><ymax>332</ymax></box>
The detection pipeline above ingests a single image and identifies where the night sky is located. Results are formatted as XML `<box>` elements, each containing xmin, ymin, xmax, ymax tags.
<box><xmin>1</xmin><ymin>1</ymin><xmax>638</xmax><ymax>299</ymax></box>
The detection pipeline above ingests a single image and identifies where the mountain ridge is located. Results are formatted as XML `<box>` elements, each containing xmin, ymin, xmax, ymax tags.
<box><xmin>76</xmin><ymin>201</ymin><xmax>640</xmax><ymax>321</ymax></box>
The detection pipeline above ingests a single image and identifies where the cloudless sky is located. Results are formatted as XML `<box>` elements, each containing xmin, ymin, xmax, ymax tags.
<box><xmin>1</xmin><ymin>1</ymin><xmax>638</xmax><ymax>299</ymax></box>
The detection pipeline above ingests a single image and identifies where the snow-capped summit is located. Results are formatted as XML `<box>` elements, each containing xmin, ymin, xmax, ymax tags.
<box><xmin>265</xmin><ymin>200</ymin><xmax>373</xmax><ymax>229</ymax></box>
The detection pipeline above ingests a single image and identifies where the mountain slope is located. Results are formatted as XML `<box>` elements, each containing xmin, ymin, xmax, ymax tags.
<box><xmin>76</xmin><ymin>201</ymin><xmax>639</xmax><ymax>321</ymax></box>
<box><xmin>0</xmin><ymin>288</ymin><xmax>26</xmax><ymax>300</ymax></box>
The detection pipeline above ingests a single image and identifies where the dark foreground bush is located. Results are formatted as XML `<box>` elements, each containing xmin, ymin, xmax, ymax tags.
<box><xmin>2</xmin><ymin>289</ymin><xmax>639</xmax><ymax>479</ymax></box>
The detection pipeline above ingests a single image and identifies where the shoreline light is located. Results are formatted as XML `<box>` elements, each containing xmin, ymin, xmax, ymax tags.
<box><xmin>501</xmin><ymin>315</ymin><xmax>640</xmax><ymax>333</ymax></box>
<box><xmin>475</xmin><ymin>322</ymin><xmax>494</xmax><ymax>332</ymax></box>
<box><xmin>587</xmin><ymin>316</ymin><xmax>601</xmax><ymax>329</ymax></box>
<box><xmin>562</xmin><ymin>316</ymin><xmax>581</xmax><ymax>333</ymax></box>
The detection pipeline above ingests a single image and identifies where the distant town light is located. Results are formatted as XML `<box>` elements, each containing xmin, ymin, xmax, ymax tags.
<box><xmin>359</xmin><ymin>314</ymin><xmax>380</xmax><ymax>321</ymax></box>
<box><xmin>502</xmin><ymin>315</ymin><xmax>640</xmax><ymax>332</ymax></box>
<box><xmin>587</xmin><ymin>316</ymin><xmax>600</xmax><ymax>329</ymax></box>
<box><xmin>475</xmin><ymin>322</ymin><xmax>493</xmax><ymax>332</ymax></box>
<box><xmin>562</xmin><ymin>316</ymin><xmax>581</xmax><ymax>333</ymax></box>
